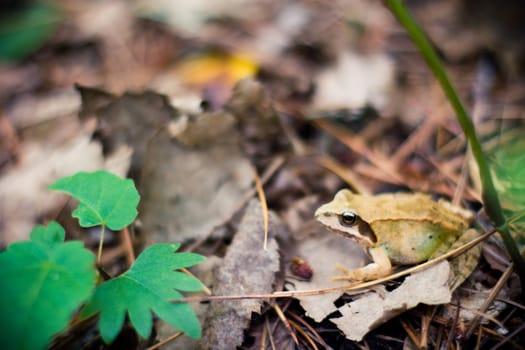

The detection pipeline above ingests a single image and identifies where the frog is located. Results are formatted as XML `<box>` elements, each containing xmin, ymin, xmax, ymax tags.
<box><xmin>315</xmin><ymin>189</ymin><xmax>481</xmax><ymax>289</ymax></box>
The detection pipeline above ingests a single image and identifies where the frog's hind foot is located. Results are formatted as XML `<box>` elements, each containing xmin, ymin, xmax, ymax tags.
<box><xmin>447</xmin><ymin>229</ymin><xmax>482</xmax><ymax>290</ymax></box>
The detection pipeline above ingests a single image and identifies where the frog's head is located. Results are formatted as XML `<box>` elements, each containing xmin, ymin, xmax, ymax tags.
<box><xmin>315</xmin><ymin>189</ymin><xmax>377</xmax><ymax>247</ymax></box>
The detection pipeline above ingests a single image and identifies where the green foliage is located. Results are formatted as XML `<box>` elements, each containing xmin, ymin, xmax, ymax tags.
<box><xmin>1</xmin><ymin>171</ymin><xmax>204</xmax><ymax>347</ymax></box>
<box><xmin>81</xmin><ymin>243</ymin><xmax>205</xmax><ymax>343</ymax></box>
<box><xmin>490</xmin><ymin>131</ymin><xmax>525</xmax><ymax>245</ymax></box>
<box><xmin>0</xmin><ymin>222</ymin><xmax>97</xmax><ymax>350</ymax></box>
<box><xmin>0</xmin><ymin>2</ymin><xmax>62</xmax><ymax>61</ymax></box>
<box><xmin>385</xmin><ymin>0</ymin><xmax>525</xmax><ymax>295</ymax></box>
<box><xmin>49</xmin><ymin>170</ymin><xmax>140</xmax><ymax>230</ymax></box>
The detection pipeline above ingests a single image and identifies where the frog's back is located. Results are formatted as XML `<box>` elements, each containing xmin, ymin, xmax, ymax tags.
<box><xmin>373</xmin><ymin>219</ymin><xmax>459</xmax><ymax>264</ymax></box>
<box><xmin>348</xmin><ymin>192</ymin><xmax>470</xmax><ymax>232</ymax></box>
<box><xmin>351</xmin><ymin>192</ymin><xmax>471</xmax><ymax>265</ymax></box>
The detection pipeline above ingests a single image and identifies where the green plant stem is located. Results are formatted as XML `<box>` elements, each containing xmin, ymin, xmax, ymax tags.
<box><xmin>385</xmin><ymin>0</ymin><xmax>525</xmax><ymax>294</ymax></box>
<box><xmin>97</xmin><ymin>225</ymin><xmax>106</xmax><ymax>263</ymax></box>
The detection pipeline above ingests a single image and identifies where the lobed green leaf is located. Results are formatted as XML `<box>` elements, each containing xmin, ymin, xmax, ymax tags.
<box><xmin>0</xmin><ymin>222</ymin><xmax>97</xmax><ymax>350</ymax></box>
<box><xmin>81</xmin><ymin>243</ymin><xmax>205</xmax><ymax>343</ymax></box>
<box><xmin>49</xmin><ymin>170</ymin><xmax>140</xmax><ymax>230</ymax></box>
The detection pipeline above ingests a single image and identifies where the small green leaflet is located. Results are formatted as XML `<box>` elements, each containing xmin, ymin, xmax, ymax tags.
<box><xmin>81</xmin><ymin>243</ymin><xmax>205</xmax><ymax>343</ymax></box>
<box><xmin>0</xmin><ymin>222</ymin><xmax>97</xmax><ymax>350</ymax></box>
<box><xmin>49</xmin><ymin>170</ymin><xmax>140</xmax><ymax>230</ymax></box>
<box><xmin>0</xmin><ymin>2</ymin><xmax>62</xmax><ymax>61</ymax></box>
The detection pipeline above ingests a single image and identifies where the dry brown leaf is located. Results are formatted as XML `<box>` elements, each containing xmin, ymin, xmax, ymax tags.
<box><xmin>226</xmin><ymin>78</ymin><xmax>291</xmax><ymax>164</ymax></box>
<box><xmin>196</xmin><ymin>199</ymin><xmax>281</xmax><ymax>350</ymax></box>
<box><xmin>287</xmin><ymin>220</ymin><xmax>454</xmax><ymax>341</ymax></box>
<box><xmin>139</xmin><ymin>119</ymin><xmax>252</xmax><ymax>243</ymax></box>
<box><xmin>77</xmin><ymin>87</ymin><xmax>179</xmax><ymax>176</ymax></box>
<box><xmin>331</xmin><ymin>261</ymin><xmax>452</xmax><ymax>341</ymax></box>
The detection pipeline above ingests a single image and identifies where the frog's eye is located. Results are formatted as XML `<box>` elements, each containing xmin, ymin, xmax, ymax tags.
<box><xmin>340</xmin><ymin>210</ymin><xmax>358</xmax><ymax>226</ymax></box>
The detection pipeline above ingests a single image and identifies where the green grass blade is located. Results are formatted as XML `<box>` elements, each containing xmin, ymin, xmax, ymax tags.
<box><xmin>385</xmin><ymin>0</ymin><xmax>525</xmax><ymax>293</ymax></box>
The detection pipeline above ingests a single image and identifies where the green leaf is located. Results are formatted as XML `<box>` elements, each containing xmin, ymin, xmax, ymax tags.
<box><xmin>0</xmin><ymin>222</ymin><xmax>97</xmax><ymax>350</ymax></box>
<box><xmin>81</xmin><ymin>243</ymin><xmax>205</xmax><ymax>343</ymax></box>
<box><xmin>49</xmin><ymin>170</ymin><xmax>140</xmax><ymax>230</ymax></box>
<box><xmin>0</xmin><ymin>2</ymin><xmax>62</xmax><ymax>61</ymax></box>
<box><xmin>490</xmin><ymin>131</ymin><xmax>525</xmax><ymax>245</ymax></box>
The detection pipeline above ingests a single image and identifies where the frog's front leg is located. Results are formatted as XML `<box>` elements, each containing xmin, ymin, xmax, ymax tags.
<box><xmin>334</xmin><ymin>247</ymin><xmax>392</xmax><ymax>282</ymax></box>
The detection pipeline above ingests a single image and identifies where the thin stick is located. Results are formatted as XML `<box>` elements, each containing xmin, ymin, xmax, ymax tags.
<box><xmin>120</xmin><ymin>227</ymin><xmax>135</xmax><ymax>265</ymax></box>
<box><xmin>287</xmin><ymin>311</ymin><xmax>330</xmax><ymax>349</ymax></box>
<box><xmin>253</xmin><ymin>166</ymin><xmax>269</xmax><ymax>250</ymax></box>
<box><xmin>273</xmin><ymin>304</ymin><xmax>299</xmax><ymax>345</ymax></box>
<box><xmin>289</xmin><ymin>318</ymin><xmax>318</xmax><ymax>350</ymax></box>
<box><xmin>465</xmin><ymin>263</ymin><xmax>515</xmax><ymax>339</ymax></box>
<box><xmin>174</xmin><ymin>229</ymin><xmax>493</xmax><ymax>303</ymax></box>
<box><xmin>400</xmin><ymin>319</ymin><xmax>420</xmax><ymax>348</ymax></box>
<box><xmin>146</xmin><ymin>332</ymin><xmax>183</xmax><ymax>350</ymax></box>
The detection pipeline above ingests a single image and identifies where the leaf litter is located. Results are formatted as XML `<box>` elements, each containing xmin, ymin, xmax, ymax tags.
<box><xmin>2</xmin><ymin>0</ymin><xmax>525</xmax><ymax>349</ymax></box>
<box><xmin>196</xmin><ymin>199</ymin><xmax>281</xmax><ymax>350</ymax></box>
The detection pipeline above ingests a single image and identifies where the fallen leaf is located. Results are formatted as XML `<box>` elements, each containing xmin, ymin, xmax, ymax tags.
<box><xmin>196</xmin><ymin>199</ymin><xmax>281</xmax><ymax>350</ymax></box>
<box><xmin>287</xmin><ymin>220</ymin><xmax>454</xmax><ymax>341</ymax></box>
<box><xmin>0</xmin><ymin>135</ymin><xmax>104</xmax><ymax>245</ymax></box>
<box><xmin>331</xmin><ymin>261</ymin><xmax>452</xmax><ymax>341</ymax></box>
<box><xmin>139</xmin><ymin>118</ymin><xmax>252</xmax><ymax>243</ymax></box>
<box><xmin>226</xmin><ymin>78</ymin><xmax>290</xmax><ymax>164</ymax></box>
<box><xmin>313</xmin><ymin>52</ymin><xmax>393</xmax><ymax>111</ymax></box>
<box><xmin>77</xmin><ymin>87</ymin><xmax>179</xmax><ymax>176</ymax></box>
<box><xmin>288</xmin><ymin>229</ymin><xmax>368</xmax><ymax>322</ymax></box>
<box><xmin>443</xmin><ymin>284</ymin><xmax>508</xmax><ymax>324</ymax></box>
<box><xmin>134</xmin><ymin>0</ymin><xmax>264</xmax><ymax>36</ymax></box>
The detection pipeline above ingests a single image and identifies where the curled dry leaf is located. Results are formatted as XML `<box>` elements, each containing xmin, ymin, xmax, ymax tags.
<box><xmin>196</xmin><ymin>199</ymin><xmax>281</xmax><ymax>350</ymax></box>
<box><xmin>289</xmin><ymin>222</ymin><xmax>455</xmax><ymax>341</ymax></box>
<box><xmin>331</xmin><ymin>261</ymin><xmax>452</xmax><ymax>341</ymax></box>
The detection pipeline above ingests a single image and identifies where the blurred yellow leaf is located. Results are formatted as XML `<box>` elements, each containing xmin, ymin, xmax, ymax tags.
<box><xmin>176</xmin><ymin>52</ymin><xmax>257</xmax><ymax>87</ymax></box>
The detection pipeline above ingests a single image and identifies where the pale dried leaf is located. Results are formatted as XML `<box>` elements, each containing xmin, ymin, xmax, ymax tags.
<box><xmin>135</xmin><ymin>0</ymin><xmax>265</xmax><ymax>36</ymax></box>
<box><xmin>313</xmin><ymin>52</ymin><xmax>394</xmax><ymax>111</ymax></box>
<box><xmin>288</xmin><ymin>229</ymin><xmax>368</xmax><ymax>322</ymax></box>
<box><xmin>8</xmin><ymin>88</ymin><xmax>81</xmax><ymax>128</ymax></box>
<box><xmin>331</xmin><ymin>261</ymin><xmax>452</xmax><ymax>341</ymax></box>
<box><xmin>0</xmin><ymin>136</ymin><xmax>104</xmax><ymax>244</ymax></box>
